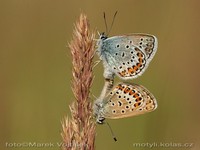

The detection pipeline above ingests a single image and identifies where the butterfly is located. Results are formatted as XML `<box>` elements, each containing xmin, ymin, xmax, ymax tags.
<box><xmin>93</xmin><ymin>82</ymin><xmax>157</xmax><ymax>124</ymax></box>
<box><xmin>96</xmin><ymin>33</ymin><xmax>158</xmax><ymax>80</ymax></box>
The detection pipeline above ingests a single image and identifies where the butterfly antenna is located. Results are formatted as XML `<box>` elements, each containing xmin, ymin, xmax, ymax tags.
<box><xmin>108</xmin><ymin>11</ymin><xmax>118</xmax><ymax>36</ymax></box>
<box><xmin>106</xmin><ymin>121</ymin><xmax>117</xmax><ymax>141</ymax></box>
<box><xmin>103</xmin><ymin>12</ymin><xmax>108</xmax><ymax>35</ymax></box>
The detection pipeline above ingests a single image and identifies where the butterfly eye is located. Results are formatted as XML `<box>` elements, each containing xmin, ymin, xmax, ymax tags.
<box><xmin>116</xmin><ymin>44</ymin><xmax>120</xmax><ymax>48</ymax></box>
<box><xmin>100</xmin><ymin>32</ymin><xmax>107</xmax><ymax>40</ymax></box>
<box><xmin>126</xmin><ymin>45</ymin><xmax>129</xmax><ymax>49</ymax></box>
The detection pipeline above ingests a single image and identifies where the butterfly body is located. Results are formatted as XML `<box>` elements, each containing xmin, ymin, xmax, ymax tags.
<box><xmin>93</xmin><ymin>82</ymin><xmax>157</xmax><ymax>124</ymax></box>
<box><xmin>97</xmin><ymin>33</ymin><xmax>158</xmax><ymax>80</ymax></box>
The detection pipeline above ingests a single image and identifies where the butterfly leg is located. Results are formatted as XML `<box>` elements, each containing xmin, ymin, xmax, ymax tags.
<box><xmin>104</xmin><ymin>78</ymin><xmax>114</xmax><ymax>94</ymax></box>
<box><xmin>103</xmin><ymin>65</ymin><xmax>114</xmax><ymax>80</ymax></box>
<box><xmin>92</xmin><ymin>60</ymin><xmax>101</xmax><ymax>69</ymax></box>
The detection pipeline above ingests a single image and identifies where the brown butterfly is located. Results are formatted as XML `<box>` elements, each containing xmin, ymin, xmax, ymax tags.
<box><xmin>93</xmin><ymin>82</ymin><xmax>157</xmax><ymax>124</ymax></box>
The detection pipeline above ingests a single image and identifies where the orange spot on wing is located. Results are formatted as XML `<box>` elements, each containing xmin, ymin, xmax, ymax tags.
<box><xmin>116</xmin><ymin>84</ymin><xmax>124</xmax><ymax>90</ymax></box>
<box><xmin>135</xmin><ymin>97</ymin><xmax>141</xmax><ymax>102</ymax></box>
<box><xmin>133</xmin><ymin>66</ymin><xmax>138</xmax><ymax>71</ymax></box>
<box><xmin>133</xmin><ymin>93</ymin><xmax>139</xmax><ymax>99</ymax></box>
<box><xmin>118</xmin><ymin>70</ymin><xmax>126</xmax><ymax>77</ymax></box>
<box><xmin>138</xmin><ymin>58</ymin><xmax>143</xmax><ymax>63</ymax></box>
<box><xmin>129</xmin><ymin>90</ymin><xmax>135</xmax><ymax>95</ymax></box>
<box><xmin>139</xmin><ymin>53</ymin><xmax>143</xmax><ymax>58</ymax></box>
<box><xmin>134</xmin><ymin>102</ymin><xmax>141</xmax><ymax>108</ymax></box>
<box><xmin>137</xmin><ymin>63</ymin><xmax>142</xmax><ymax>68</ymax></box>
<box><xmin>127</xmin><ymin>67</ymin><xmax>135</xmax><ymax>74</ymax></box>
<box><xmin>124</xmin><ymin>87</ymin><xmax>131</xmax><ymax>94</ymax></box>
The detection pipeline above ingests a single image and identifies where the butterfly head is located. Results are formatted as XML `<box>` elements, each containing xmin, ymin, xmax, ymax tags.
<box><xmin>93</xmin><ymin>99</ymin><xmax>106</xmax><ymax>124</ymax></box>
<box><xmin>99</xmin><ymin>32</ymin><xmax>108</xmax><ymax>40</ymax></box>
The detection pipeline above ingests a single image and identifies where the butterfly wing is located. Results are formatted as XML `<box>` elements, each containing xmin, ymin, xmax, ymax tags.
<box><xmin>100</xmin><ymin>34</ymin><xmax>158</xmax><ymax>79</ymax></box>
<box><xmin>125</xmin><ymin>34</ymin><xmax>158</xmax><ymax>60</ymax></box>
<box><xmin>101</xmin><ymin>82</ymin><xmax>157</xmax><ymax>119</ymax></box>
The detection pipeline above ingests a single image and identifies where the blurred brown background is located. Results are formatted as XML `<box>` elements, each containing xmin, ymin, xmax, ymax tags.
<box><xmin>0</xmin><ymin>0</ymin><xmax>200</xmax><ymax>150</ymax></box>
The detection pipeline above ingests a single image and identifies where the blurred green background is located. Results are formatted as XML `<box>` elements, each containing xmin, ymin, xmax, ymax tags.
<box><xmin>0</xmin><ymin>0</ymin><xmax>200</xmax><ymax>150</ymax></box>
